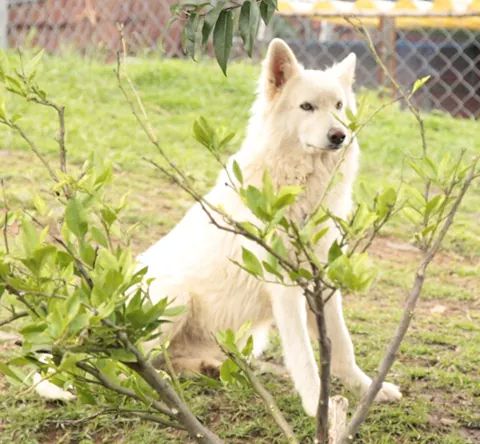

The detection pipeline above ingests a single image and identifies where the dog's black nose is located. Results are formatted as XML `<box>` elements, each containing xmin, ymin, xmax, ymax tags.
<box><xmin>328</xmin><ymin>128</ymin><xmax>346</xmax><ymax>147</ymax></box>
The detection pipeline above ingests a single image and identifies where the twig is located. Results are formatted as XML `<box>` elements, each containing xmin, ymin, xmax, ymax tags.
<box><xmin>339</xmin><ymin>160</ymin><xmax>478</xmax><ymax>444</ymax></box>
<box><xmin>0</xmin><ymin>120</ymin><xmax>58</xmax><ymax>182</ymax></box>
<box><xmin>1</xmin><ymin>179</ymin><xmax>10</xmax><ymax>254</ymax></box>
<box><xmin>116</xmin><ymin>331</ymin><xmax>224</xmax><ymax>444</ymax></box>
<box><xmin>0</xmin><ymin>310</ymin><xmax>28</xmax><ymax>328</ymax></box>
<box><xmin>224</xmin><ymin>349</ymin><xmax>298</xmax><ymax>444</ymax></box>
<box><xmin>45</xmin><ymin>407</ymin><xmax>185</xmax><ymax>429</ymax></box>
<box><xmin>30</xmin><ymin>93</ymin><xmax>68</xmax><ymax>176</ymax></box>
<box><xmin>345</xmin><ymin>18</ymin><xmax>427</xmax><ymax>157</ymax></box>
<box><xmin>75</xmin><ymin>361</ymin><xmax>173</xmax><ymax>418</ymax></box>
<box><xmin>4</xmin><ymin>284</ymin><xmax>41</xmax><ymax>318</ymax></box>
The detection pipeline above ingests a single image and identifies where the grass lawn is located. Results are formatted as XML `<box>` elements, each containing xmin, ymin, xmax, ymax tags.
<box><xmin>0</xmin><ymin>53</ymin><xmax>479</xmax><ymax>444</ymax></box>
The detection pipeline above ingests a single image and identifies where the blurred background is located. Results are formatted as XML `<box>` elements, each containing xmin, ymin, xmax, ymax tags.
<box><xmin>3</xmin><ymin>0</ymin><xmax>480</xmax><ymax>118</ymax></box>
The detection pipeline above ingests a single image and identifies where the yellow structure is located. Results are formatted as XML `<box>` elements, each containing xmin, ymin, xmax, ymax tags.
<box><xmin>277</xmin><ymin>0</ymin><xmax>480</xmax><ymax>30</ymax></box>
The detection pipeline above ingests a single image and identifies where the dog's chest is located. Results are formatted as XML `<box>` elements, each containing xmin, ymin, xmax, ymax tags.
<box><xmin>272</xmin><ymin>153</ymin><xmax>344</xmax><ymax>222</ymax></box>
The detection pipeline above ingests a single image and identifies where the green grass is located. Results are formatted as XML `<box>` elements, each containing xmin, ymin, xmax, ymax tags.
<box><xmin>0</xmin><ymin>53</ymin><xmax>479</xmax><ymax>444</ymax></box>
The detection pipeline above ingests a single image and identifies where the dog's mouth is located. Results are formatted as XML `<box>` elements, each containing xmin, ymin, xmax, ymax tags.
<box><xmin>327</xmin><ymin>143</ymin><xmax>343</xmax><ymax>150</ymax></box>
<box><xmin>306</xmin><ymin>143</ymin><xmax>343</xmax><ymax>151</ymax></box>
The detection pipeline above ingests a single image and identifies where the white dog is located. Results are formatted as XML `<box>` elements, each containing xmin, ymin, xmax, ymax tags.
<box><xmin>137</xmin><ymin>39</ymin><xmax>402</xmax><ymax>416</ymax></box>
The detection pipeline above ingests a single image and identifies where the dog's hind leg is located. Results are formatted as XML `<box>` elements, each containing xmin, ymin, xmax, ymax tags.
<box><xmin>161</xmin><ymin>313</ymin><xmax>224</xmax><ymax>378</ymax></box>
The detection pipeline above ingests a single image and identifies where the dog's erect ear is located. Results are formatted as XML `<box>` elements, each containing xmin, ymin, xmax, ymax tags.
<box><xmin>263</xmin><ymin>39</ymin><xmax>299</xmax><ymax>100</ymax></box>
<box><xmin>334</xmin><ymin>53</ymin><xmax>356</xmax><ymax>88</ymax></box>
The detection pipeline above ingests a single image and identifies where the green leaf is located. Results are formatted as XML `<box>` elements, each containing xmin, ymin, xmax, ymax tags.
<box><xmin>328</xmin><ymin>240</ymin><xmax>342</xmax><ymax>263</ymax></box>
<box><xmin>232</xmin><ymin>160</ymin><xmax>243</xmax><ymax>184</ymax></box>
<box><xmin>262</xmin><ymin>260</ymin><xmax>283</xmax><ymax>280</ymax></box>
<box><xmin>327</xmin><ymin>253</ymin><xmax>375</xmax><ymax>292</ymax></box>
<box><xmin>58</xmin><ymin>353</ymin><xmax>82</xmax><ymax>372</ymax></box>
<box><xmin>0</xmin><ymin>362</ymin><xmax>26</xmax><ymax>384</ymax></box>
<box><xmin>193</xmin><ymin>117</ymin><xmax>214</xmax><ymax>149</ymax></box>
<box><xmin>219</xmin><ymin>357</ymin><xmax>238</xmax><ymax>384</ymax></box>
<box><xmin>402</xmin><ymin>207</ymin><xmax>422</xmax><ymax>225</ymax></box>
<box><xmin>5</xmin><ymin>74</ymin><xmax>26</xmax><ymax>96</ymax></box>
<box><xmin>312</xmin><ymin>227</ymin><xmax>329</xmax><ymax>244</ymax></box>
<box><xmin>241</xmin><ymin>335</ymin><xmax>254</xmax><ymax>357</ymax></box>
<box><xmin>376</xmin><ymin>187</ymin><xmax>397</xmax><ymax>217</ymax></box>
<box><xmin>24</xmin><ymin>49</ymin><xmax>45</xmax><ymax>79</ymax></box>
<box><xmin>238</xmin><ymin>221</ymin><xmax>260</xmax><ymax>237</ymax></box>
<box><xmin>184</xmin><ymin>12</ymin><xmax>200</xmax><ymax>60</ymax></box>
<box><xmin>163</xmin><ymin>304</ymin><xmax>186</xmax><ymax>318</ymax></box>
<box><xmin>239</xmin><ymin>0</ymin><xmax>260</xmax><ymax>57</ymax></box>
<box><xmin>262</xmin><ymin>170</ymin><xmax>274</xmax><ymax>208</ymax></box>
<box><xmin>260</xmin><ymin>0</ymin><xmax>276</xmax><ymax>25</ymax></box>
<box><xmin>108</xmin><ymin>348</ymin><xmax>137</xmax><ymax>363</ymax></box>
<box><xmin>351</xmin><ymin>203</ymin><xmax>376</xmax><ymax>235</ymax></box>
<box><xmin>213</xmin><ymin>10</ymin><xmax>233</xmax><ymax>75</ymax></box>
<box><xmin>297</xmin><ymin>267</ymin><xmax>313</xmax><ymax>280</ymax></box>
<box><xmin>32</xmin><ymin>194</ymin><xmax>48</xmax><ymax>215</ymax></box>
<box><xmin>76</xmin><ymin>385</ymin><xmax>97</xmax><ymax>405</ymax></box>
<box><xmin>80</xmin><ymin>243</ymin><xmax>96</xmax><ymax>267</ymax></box>
<box><xmin>91</xmin><ymin>226</ymin><xmax>109</xmax><ymax>247</ymax></box>
<box><xmin>65</xmin><ymin>198</ymin><xmax>88</xmax><ymax>239</ymax></box>
<box><xmin>100</xmin><ymin>207</ymin><xmax>117</xmax><ymax>227</ymax></box>
<box><xmin>345</xmin><ymin>107</ymin><xmax>358</xmax><ymax>131</ymax></box>
<box><xmin>219</xmin><ymin>131</ymin><xmax>235</xmax><ymax>149</ymax></box>
<box><xmin>67</xmin><ymin>312</ymin><xmax>91</xmax><ymax>336</ymax></box>
<box><xmin>240</xmin><ymin>185</ymin><xmax>269</xmax><ymax>221</ymax></box>
<box><xmin>20</xmin><ymin>218</ymin><xmax>39</xmax><ymax>256</ymax></box>
<box><xmin>0</xmin><ymin>96</ymin><xmax>6</xmax><ymax>120</ymax></box>
<box><xmin>425</xmin><ymin>194</ymin><xmax>443</xmax><ymax>219</ymax></box>
<box><xmin>411</xmin><ymin>75</ymin><xmax>431</xmax><ymax>95</ymax></box>
<box><xmin>241</xmin><ymin>247</ymin><xmax>263</xmax><ymax>277</ymax></box>
<box><xmin>273</xmin><ymin>185</ymin><xmax>302</xmax><ymax>212</ymax></box>
<box><xmin>202</xmin><ymin>0</ymin><xmax>226</xmax><ymax>45</ymax></box>
<box><xmin>47</xmin><ymin>305</ymin><xmax>67</xmax><ymax>339</ymax></box>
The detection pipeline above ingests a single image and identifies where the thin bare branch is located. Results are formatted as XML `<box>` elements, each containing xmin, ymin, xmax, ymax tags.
<box><xmin>116</xmin><ymin>331</ymin><xmax>224</xmax><ymax>444</ymax></box>
<box><xmin>45</xmin><ymin>407</ymin><xmax>185</xmax><ymax>429</ymax></box>
<box><xmin>339</xmin><ymin>160</ymin><xmax>478</xmax><ymax>444</ymax></box>
<box><xmin>345</xmin><ymin>18</ymin><xmax>427</xmax><ymax>157</ymax></box>
<box><xmin>1</xmin><ymin>179</ymin><xmax>10</xmax><ymax>254</ymax></box>
<box><xmin>0</xmin><ymin>120</ymin><xmax>58</xmax><ymax>182</ymax></box>
<box><xmin>222</xmin><ymin>347</ymin><xmax>299</xmax><ymax>444</ymax></box>
<box><xmin>75</xmin><ymin>361</ymin><xmax>173</xmax><ymax>418</ymax></box>
<box><xmin>0</xmin><ymin>310</ymin><xmax>28</xmax><ymax>328</ymax></box>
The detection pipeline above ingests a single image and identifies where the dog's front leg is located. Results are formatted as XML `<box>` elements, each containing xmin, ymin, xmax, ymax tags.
<box><xmin>269</xmin><ymin>285</ymin><xmax>320</xmax><ymax>416</ymax></box>
<box><xmin>311</xmin><ymin>291</ymin><xmax>402</xmax><ymax>402</ymax></box>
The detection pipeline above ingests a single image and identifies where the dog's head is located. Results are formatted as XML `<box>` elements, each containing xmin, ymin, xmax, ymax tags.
<box><xmin>261</xmin><ymin>39</ymin><xmax>356</xmax><ymax>154</ymax></box>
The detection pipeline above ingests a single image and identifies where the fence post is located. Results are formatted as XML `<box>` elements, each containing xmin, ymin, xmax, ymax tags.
<box><xmin>378</xmin><ymin>16</ymin><xmax>397</xmax><ymax>95</ymax></box>
<box><xmin>0</xmin><ymin>0</ymin><xmax>7</xmax><ymax>49</ymax></box>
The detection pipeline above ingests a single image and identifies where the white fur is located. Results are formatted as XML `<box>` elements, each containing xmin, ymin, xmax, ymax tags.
<box><xmin>36</xmin><ymin>39</ymin><xmax>401</xmax><ymax>412</ymax></box>
<box><xmin>138</xmin><ymin>39</ymin><xmax>401</xmax><ymax>415</ymax></box>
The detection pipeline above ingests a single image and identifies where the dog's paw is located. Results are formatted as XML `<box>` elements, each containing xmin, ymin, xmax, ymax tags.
<box><xmin>302</xmin><ymin>396</ymin><xmax>319</xmax><ymax>417</ymax></box>
<box><xmin>301</xmin><ymin>384</ymin><xmax>321</xmax><ymax>417</ymax></box>
<box><xmin>374</xmin><ymin>381</ymin><xmax>402</xmax><ymax>403</ymax></box>
<box><xmin>33</xmin><ymin>374</ymin><xmax>76</xmax><ymax>402</ymax></box>
<box><xmin>199</xmin><ymin>360</ymin><xmax>221</xmax><ymax>379</ymax></box>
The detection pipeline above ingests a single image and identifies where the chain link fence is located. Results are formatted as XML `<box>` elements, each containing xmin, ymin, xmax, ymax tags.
<box><xmin>7</xmin><ymin>0</ymin><xmax>184</xmax><ymax>56</ymax></box>
<box><xmin>5</xmin><ymin>0</ymin><xmax>480</xmax><ymax>118</ymax></box>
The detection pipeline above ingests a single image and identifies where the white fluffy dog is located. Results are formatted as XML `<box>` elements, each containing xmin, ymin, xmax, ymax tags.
<box><xmin>138</xmin><ymin>39</ymin><xmax>402</xmax><ymax>416</ymax></box>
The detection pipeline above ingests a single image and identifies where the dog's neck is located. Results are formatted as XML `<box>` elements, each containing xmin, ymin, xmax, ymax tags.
<box><xmin>233</xmin><ymin>115</ymin><xmax>359</xmax><ymax>221</ymax></box>
<box><xmin>240</xmin><ymin>119</ymin><xmax>353</xmax><ymax>184</ymax></box>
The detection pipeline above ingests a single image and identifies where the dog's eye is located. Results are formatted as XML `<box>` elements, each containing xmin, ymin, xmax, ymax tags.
<box><xmin>336</xmin><ymin>101</ymin><xmax>343</xmax><ymax>110</ymax></box>
<box><xmin>300</xmin><ymin>102</ymin><xmax>314</xmax><ymax>112</ymax></box>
